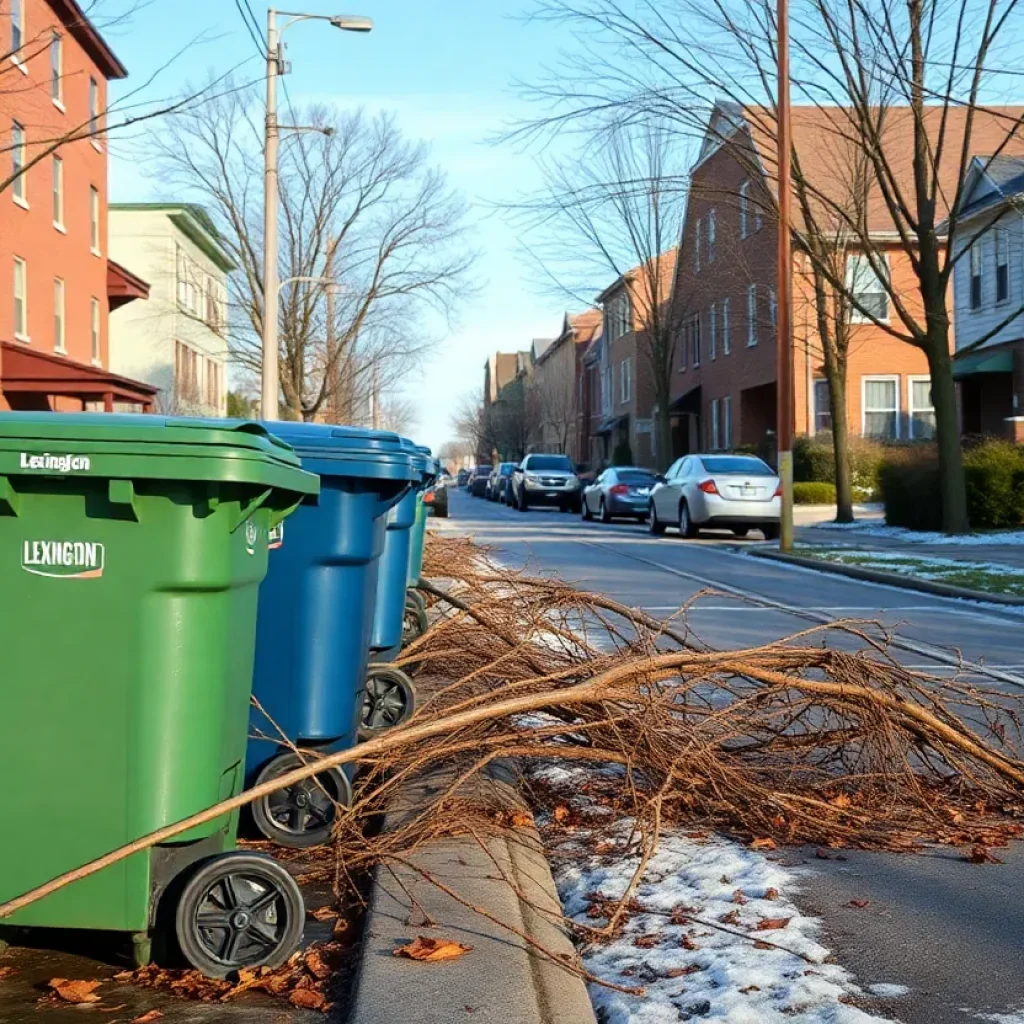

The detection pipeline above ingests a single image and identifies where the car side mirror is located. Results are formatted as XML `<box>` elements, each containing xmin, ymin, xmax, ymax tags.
<box><xmin>656</xmin><ymin>475</ymin><xmax>666</xmax><ymax>484</ymax></box>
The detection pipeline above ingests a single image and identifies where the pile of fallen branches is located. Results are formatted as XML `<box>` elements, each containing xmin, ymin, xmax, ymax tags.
<box><xmin>4</xmin><ymin>531</ymin><xmax>1024</xmax><ymax>928</ymax></box>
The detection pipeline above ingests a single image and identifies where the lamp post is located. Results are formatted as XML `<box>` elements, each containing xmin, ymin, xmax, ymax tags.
<box><xmin>261</xmin><ymin>9</ymin><xmax>373</xmax><ymax>421</ymax></box>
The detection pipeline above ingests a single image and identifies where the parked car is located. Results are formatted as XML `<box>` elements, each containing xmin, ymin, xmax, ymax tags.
<box><xmin>509</xmin><ymin>453</ymin><xmax>582</xmax><ymax>513</ymax></box>
<box><xmin>582</xmin><ymin>466</ymin><xmax>659</xmax><ymax>523</ymax></box>
<box><xmin>468</xmin><ymin>465</ymin><xmax>493</xmax><ymax>497</ymax></box>
<box><xmin>424</xmin><ymin>477</ymin><xmax>449</xmax><ymax>518</ymax></box>
<box><xmin>648</xmin><ymin>454</ymin><xmax>780</xmax><ymax>539</ymax></box>
<box><xmin>486</xmin><ymin>462</ymin><xmax>516</xmax><ymax>502</ymax></box>
<box><xmin>457</xmin><ymin>468</ymin><xmax>470</xmax><ymax>488</ymax></box>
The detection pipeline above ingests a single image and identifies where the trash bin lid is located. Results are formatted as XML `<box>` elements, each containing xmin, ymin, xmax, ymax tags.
<box><xmin>399</xmin><ymin>437</ymin><xmax>430</xmax><ymax>476</ymax></box>
<box><xmin>263</xmin><ymin>422</ymin><xmax>419</xmax><ymax>483</ymax></box>
<box><xmin>0</xmin><ymin>412</ymin><xmax>319</xmax><ymax>494</ymax></box>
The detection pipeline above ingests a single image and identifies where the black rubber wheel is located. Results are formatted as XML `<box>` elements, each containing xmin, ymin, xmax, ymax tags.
<box><xmin>402</xmin><ymin>595</ymin><xmax>429</xmax><ymax>647</ymax></box>
<box><xmin>649</xmin><ymin>504</ymin><xmax>666</xmax><ymax>536</ymax></box>
<box><xmin>600</xmin><ymin>499</ymin><xmax>613</xmax><ymax>524</ymax></box>
<box><xmin>581</xmin><ymin>498</ymin><xmax>592</xmax><ymax>521</ymax></box>
<box><xmin>174</xmin><ymin>852</ymin><xmax>305</xmax><ymax>978</ymax></box>
<box><xmin>678</xmin><ymin>501</ymin><xmax>699</xmax><ymax>539</ymax></box>
<box><xmin>517</xmin><ymin>491</ymin><xmax>528</xmax><ymax>512</ymax></box>
<box><xmin>360</xmin><ymin>667</ymin><xmax>417</xmax><ymax>739</ymax></box>
<box><xmin>250</xmin><ymin>751</ymin><xmax>353</xmax><ymax>849</ymax></box>
<box><xmin>762</xmin><ymin>524</ymin><xmax>781</xmax><ymax>541</ymax></box>
<box><xmin>732</xmin><ymin>528</ymin><xmax>750</xmax><ymax>538</ymax></box>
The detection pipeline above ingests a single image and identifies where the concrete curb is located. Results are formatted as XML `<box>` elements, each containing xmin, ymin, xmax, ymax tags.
<box><xmin>750</xmin><ymin>547</ymin><xmax>1024</xmax><ymax>606</ymax></box>
<box><xmin>347</xmin><ymin>762</ymin><xmax>597</xmax><ymax>1024</ymax></box>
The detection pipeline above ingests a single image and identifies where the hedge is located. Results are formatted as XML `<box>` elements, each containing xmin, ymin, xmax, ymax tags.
<box><xmin>793</xmin><ymin>481</ymin><xmax>837</xmax><ymax>504</ymax></box>
<box><xmin>793</xmin><ymin>435</ymin><xmax>885</xmax><ymax>499</ymax></box>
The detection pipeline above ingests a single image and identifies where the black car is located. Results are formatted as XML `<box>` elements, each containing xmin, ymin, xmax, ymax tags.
<box><xmin>468</xmin><ymin>465</ymin><xmax>492</xmax><ymax>497</ymax></box>
<box><xmin>509</xmin><ymin>453</ymin><xmax>582</xmax><ymax>513</ymax></box>
<box><xmin>457</xmin><ymin>468</ymin><xmax>470</xmax><ymax>488</ymax></box>
<box><xmin>486</xmin><ymin>462</ymin><xmax>516</xmax><ymax>502</ymax></box>
<box><xmin>582</xmin><ymin>466</ymin><xmax>659</xmax><ymax>523</ymax></box>
<box><xmin>424</xmin><ymin>477</ymin><xmax>449</xmax><ymax>518</ymax></box>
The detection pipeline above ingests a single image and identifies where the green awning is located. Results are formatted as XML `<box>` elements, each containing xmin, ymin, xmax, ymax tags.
<box><xmin>952</xmin><ymin>348</ymin><xmax>1014</xmax><ymax>379</ymax></box>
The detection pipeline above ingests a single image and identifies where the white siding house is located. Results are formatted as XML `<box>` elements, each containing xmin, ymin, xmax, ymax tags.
<box><xmin>108</xmin><ymin>204</ymin><xmax>233</xmax><ymax>417</ymax></box>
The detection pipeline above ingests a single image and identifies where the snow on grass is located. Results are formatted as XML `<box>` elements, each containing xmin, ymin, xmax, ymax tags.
<box><xmin>814</xmin><ymin>522</ymin><xmax>1024</xmax><ymax>546</ymax></box>
<box><xmin>974</xmin><ymin>1012</ymin><xmax>1024</xmax><ymax>1023</ymax></box>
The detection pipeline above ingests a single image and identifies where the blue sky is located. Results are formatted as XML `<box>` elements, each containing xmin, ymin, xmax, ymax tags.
<box><xmin>104</xmin><ymin>0</ymin><xmax>581</xmax><ymax>450</ymax></box>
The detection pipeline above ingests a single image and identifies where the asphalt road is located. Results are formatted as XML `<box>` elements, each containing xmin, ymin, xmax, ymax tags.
<box><xmin>439</xmin><ymin>486</ymin><xmax>1024</xmax><ymax>1024</ymax></box>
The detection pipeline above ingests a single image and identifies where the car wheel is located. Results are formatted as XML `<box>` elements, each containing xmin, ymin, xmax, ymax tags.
<box><xmin>762</xmin><ymin>524</ymin><xmax>780</xmax><ymax>541</ymax></box>
<box><xmin>600</xmin><ymin>499</ymin><xmax>612</xmax><ymax>524</ymax></box>
<box><xmin>517</xmin><ymin>490</ymin><xmax>528</xmax><ymax>512</ymax></box>
<box><xmin>732</xmin><ymin>527</ymin><xmax>749</xmax><ymax>538</ymax></box>
<box><xmin>678</xmin><ymin>501</ymin><xmax>698</xmax><ymax>539</ymax></box>
<box><xmin>649</xmin><ymin>503</ymin><xmax>666</xmax><ymax>536</ymax></box>
<box><xmin>582</xmin><ymin>496</ymin><xmax>592</xmax><ymax>521</ymax></box>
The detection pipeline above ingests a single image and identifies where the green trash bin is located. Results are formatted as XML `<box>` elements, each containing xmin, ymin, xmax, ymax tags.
<box><xmin>0</xmin><ymin>413</ymin><xmax>319</xmax><ymax>978</ymax></box>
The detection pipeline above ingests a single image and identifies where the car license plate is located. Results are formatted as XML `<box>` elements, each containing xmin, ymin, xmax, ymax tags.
<box><xmin>635</xmin><ymin>488</ymin><xmax>650</xmax><ymax>497</ymax></box>
<box><xmin>741</xmin><ymin>485</ymin><xmax>755</xmax><ymax>495</ymax></box>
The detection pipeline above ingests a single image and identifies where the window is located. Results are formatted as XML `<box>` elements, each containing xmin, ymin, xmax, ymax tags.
<box><xmin>908</xmin><ymin>375</ymin><xmax>935</xmax><ymax>440</ymax></box>
<box><xmin>13</xmin><ymin>257</ymin><xmax>27</xmax><ymax>339</ymax></box>
<box><xmin>739</xmin><ymin>181</ymin><xmax>749</xmax><ymax>239</ymax></box>
<box><xmin>707</xmin><ymin>208</ymin><xmax>716</xmax><ymax>262</ymax></box>
<box><xmin>769</xmin><ymin>289</ymin><xmax>777</xmax><ymax>328</ymax></box>
<box><xmin>89</xmin><ymin>187</ymin><xmax>100</xmax><ymax>253</ymax></box>
<box><xmin>53</xmin><ymin>278</ymin><xmax>65</xmax><ymax>353</ymax></box>
<box><xmin>89</xmin><ymin>78</ymin><xmax>100</xmax><ymax>139</ymax></box>
<box><xmin>606</xmin><ymin>291</ymin><xmax>629</xmax><ymax>340</ymax></box>
<box><xmin>862</xmin><ymin>376</ymin><xmax>899</xmax><ymax>440</ymax></box>
<box><xmin>996</xmin><ymin>228</ymin><xmax>1009</xmax><ymax>304</ymax></box>
<box><xmin>846</xmin><ymin>253</ymin><xmax>890</xmax><ymax>322</ymax></box>
<box><xmin>969</xmin><ymin>241</ymin><xmax>982</xmax><ymax>310</ymax></box>
<box><xmin>722</xmin><ymin>395</ymin><xmax>732</xmax><ymax>449</ymax></box>
<box><xmin>11</xmin><ymin>120</ymin><xmax>26</xmax><ymax>205</ymax></box>
<box><xmin>10</xmin><ymin>0</ymin><xmax>23</xmax><ymax>56</ymax></box>
<box><xmin>722</xmin><ymin>297</ymin><xmax>731</xmax><ymax>355</ymax></box>
<box><xmin>709</xmin><ymin>302</ymin><xmax>717</xmax><ymax>360</ymax></box>
<box><xmin>813</xmin><ymin>379</ymin><xmax>832</xmax><ymax>435</ymax></box>
<box><xmin>90</xmin><ymin>297</ymin><xmax>100</xmax><ymax>363</ymax></box>
<box><xmin>176</xmin><ymin>245</ymin><xmax>187</xmax><ymax>306</ymax></box>
<box><xmin>52</xmin><ymin>156</ymin><xmax>63</xmax><ymax>227</ymax></box>
<box><xmin>754</xmin><ymin>198</ymin><xmax>763</xmax><ymax>233</ymax></box>
<box><xmin>620</xmin><ymin>356</ymin><xmax>632</xmax><ymax>403</ymax></box>
<box><xmin>711</xmin><ymin>398</ymin><xmax>721</xmax><ymax>450</ymax></box>
<box><xmin>691</xmin><ymin>314</ymin><xmax>701</xmax><ymax>367</ymax></box>
<box><xmin>746</xmin><ymin>284</ymin><xmax>758</xmax><ymax>346</ymax></box>
<box><xmin>695</xmin><ymin>217</ymin><xmax>703</xmax><ymax>272</ymax></box>
<box><xmin>50</xmin><ymin>32</ymin><xmax>63</xmax><ymax>104</ymax></box>
<box><xmin>205</xmin><ymin>359</ymin><xmax>222</xmax><ymax>409</ymax></box>
<box><xmin>175</xmin><ymin>341</ymin><xmax>200</xmax><ymax>404</ymax></box>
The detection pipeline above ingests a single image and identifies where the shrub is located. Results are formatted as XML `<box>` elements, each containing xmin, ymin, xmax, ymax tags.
<box><xmin>793</xmin><ymin>436</ymin><xmax>834</xmax><ymax>483</ymax></box>
<box><xmin>878</xmin><ymin>447</ymin><xmax>942</xmax><ymax>530</ymax></box>
<box><xmin>793</xmin><ymin>481</ymin><xmax>837</xmax><ymax>504</ymax></box>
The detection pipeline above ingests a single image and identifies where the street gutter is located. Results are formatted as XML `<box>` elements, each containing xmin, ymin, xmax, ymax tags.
<box><xmin>749</xmin><ymin>546</ymin><xmax>1024</xmax><ymax>607</ymax></box>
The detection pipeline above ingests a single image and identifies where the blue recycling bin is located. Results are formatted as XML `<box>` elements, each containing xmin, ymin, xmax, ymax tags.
<box><xmin>245</xmin><ymin>422</ymin><xmax>417</xmax><ymax>848</ymax></box>
<box><xmin>407</xmin><ymin>448</ymin><xmax>437</xmax><ymax>589</ymax></box>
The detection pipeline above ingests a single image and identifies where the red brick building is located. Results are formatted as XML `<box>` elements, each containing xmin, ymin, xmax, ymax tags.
<box><xmin>0</xmin><ymin>0</ymin><xmax>154</xmax><ymax>412</ymax></box>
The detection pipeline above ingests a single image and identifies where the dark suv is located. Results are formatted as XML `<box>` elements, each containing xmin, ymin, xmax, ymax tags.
<box><xmin>510</xmin><ymin>454</ymin><xmax>581</xmax><ymax>513</ymax></box>
<box><xmin>486</xmin><ymin>462</ymin><xmax>516</xmax><ymax>502</ymax></box>
<box><xmin>468</xmin><ymin>465</ymin><xmax>492</xmax><ymax>497</ymax></box>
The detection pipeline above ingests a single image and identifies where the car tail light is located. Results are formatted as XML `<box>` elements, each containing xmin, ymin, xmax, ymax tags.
<box><xmin>697</xmin><ymin>478</ymin><xmax>719</xmax><ymax>495</ymax></box>
<box><xmin>424</xmin><ymin>490</ymin><xmax>435</xmax><ymax>503</ymax></box>
<box><xmin>774</xmin><ymin>482</ymin><xmax>783</xmax><ymax>497</ymax></box>
<box><xmin>610</xmin><ymin>484</ymin><xmax>629</xmax><ymax>496</ymax></box>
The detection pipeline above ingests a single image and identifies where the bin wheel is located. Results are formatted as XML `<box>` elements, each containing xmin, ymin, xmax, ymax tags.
<box><xmin>360</xmin><ymin>667</ymin><xmax>417</xmax><ymax>739</ymax></box>
<box><xmin>174</xmin><ymin>852</ymin><xmax>305</xmax><ymax>979</ymax></box>
<box><xmin>250</xmin><ymin>752</ymin><xmax>353</xmax><ymax>849</ymax></box>
<box><xmin>402</xmin><ymin>595</ymin><xmax>429</xmax><ymax>648</ymax></box>
<box><xmin>406</xmin><ymin>588</ymin><xmax>427</xmax><ymax>614</ymax></box>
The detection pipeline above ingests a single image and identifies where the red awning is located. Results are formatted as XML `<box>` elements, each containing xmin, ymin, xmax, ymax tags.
<box><xmin>1</xmin><ymin>342</ymin><xmax>158</xmax><ymax>411</ymax></box>
<box><xmin>107</xmin><ymin>259</ymin><xmax>151</xmax><ymax>311</ymax></box>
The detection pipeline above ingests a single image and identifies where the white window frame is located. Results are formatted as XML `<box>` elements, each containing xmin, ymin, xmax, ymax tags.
<box><xmin>861</xmin><ymin>374</ymin><xmax>901</xmax><ymax>440</ymax></box>
<box><xmin>769</xmin><ymin>288</ymin><xmax>777</xmax><ymax>328</ymax></box>
<box><xmin>695</xmin><ymin>217</ymin><xmax>702</xmax><ymax>272</ymax></box>
<box><xmin>90</xmin><ymin>186</ymin><xmax>100</xmax><ymax>254</ymax></box>
<box><xmin>11</xmin><ymin>120</ymin><xmax>27</xmax><ymax>206</ymax></box>
<box><xmin>710</xmin><ymin>398</ymin><xmax>721</xmax><ymax>450</ymax></box>
<box><xmin>847</xmin><ymin>252</ymin><xmax>891</xmax><ymax>324</ymax></box>
<box><xmin>907</xmin><ymin>374</ymin><xmax>935</xmax><ymax>440</ymax></box>
<box><xmin>52</xmin><ymin>155</ymin><xmax>64</xmax><ymax>229</ymax></box>
<box><xmin>746</xmin><ymin>284</ymin><xmax>758</xmax><ymax>346</ymax></box>
<box><xmin>969</xmin><ymin>241</ymin><xmax>983</xmax><ymax>310</ymax></box>
<box><xmin>53</xmin><ymin>277</ymin><xmax>65</xmax><ymax>353</ymax></box>
<box><xmin>722</xmin><ymin>296</ymin><xmax>731</xmax><ymax>355</ymax></box>
<box><xmin>692</xmin><ymin>313</ymin><xmax>701</xmax><ymax>367</ymax></box>
<box><xmin>754</xmin><ymin>196</ymin><xmax>763</xmax><ymax>232</ymax></box>
<box><xmin>995</xmin><ymin>227</ymin><xmax>1010</xmax><ymax>305</ymax></box>
<box><xmin>709</xmin><ymin>302</ymin><xmax>717</xmax><ymax>360</ymax></box>
<box><xmin>722</xmin><ymin>395</ymin><xmax>732</xmax><ymax>449</ymax></box>
<box><xmin>813</xmin><ymin>378</ymin><xmax>831</xmax><ymax>435</ymax></box>
<box><xmin>739</xmin><ymin>181</ymin><xmax>749</xmax><ymax>239</ymax></box>
<box><xmin>13</xmin><ymin>256</ymin><xmax>28</xmax><ymax>341</ymax></box>
<box><xmin>90</xmin><ymin>296</ymin><xmax>101</xmax><ymax>365</ymax></box>
<box><xmin>620</xmin><ymin>356</ymin><xmax>632</xmax><ymax>403</ymax></box>
<box><xmin>89</xmin><ymin>77</ymin><xmax>102</xmax><ymax>148</ymax></box>
<box><xmin>50</xmin><ymin>31</ymin><xmax>63</xmax><ymax>107</ymax></box>
<box><xmin>707</xmin><ymin>208</ymin><xmax>716</xmax><ymax>263</ymax></box>
<box><xmin>10</xmin><ymin>0</ymin><xmax>25</xmax><ymax>68</ymax></box>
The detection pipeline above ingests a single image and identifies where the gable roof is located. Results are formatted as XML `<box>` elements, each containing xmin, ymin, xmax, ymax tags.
<box><xmin>955</xmin><ymin>155</ymin><xmax>1024</xmax><ymax>222</ymax></box>
<box><xmin>48</xmin><ymin>0</ymin><xmax>127</xmax><ymax>79</ymax></box>
<box><xmin>110</xmin><ymin>203</ymin><xmax>236</xmax><ymax>272</ymax></box>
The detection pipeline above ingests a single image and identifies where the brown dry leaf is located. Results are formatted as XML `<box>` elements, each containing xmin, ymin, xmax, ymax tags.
<box><xmin>679</xmin><ymin>935</ymin><xmax>699</xmax><ymax>951</ymax></box>
<box><xmin>753</xmin><ymin>940</ymin><xmax>775</xmax><ymax>950</ymax></box>
<box><xmin>309</xmin><ymin>906</ymin><xmax>339</xmax><ymax>922</ymax></box>
<box><xmin>131</xmin><ymin>1012</ymin><xmax>164</xmax><ymax>1023</ymax></box>
<box><xmin>664</xmin><ymin>965</ymin><xmax>703</xmax><ymax>978</ymax></box>
<box><xmin>756</xmin><ymin>917</ymin><xmax>792</xmax><ymax>931</ymax></box>
<box><xmin>830</xmin><ymin>793</ymin><xmax>852</xmax><ymax>809</ymax></box>
<box><xmin>393</xmin><ymin>937</ymin><xmax>473</xmax><ymax>962</ymax></box>
<box><xmin>967</xmin><ymin>845</ymin><xmax>1004</xmax><ymax>864</ymax></box>
<box><xmin>509</xmin><ymin>811</ymin><xmax>532</xmax><ymax>828</ymax></box>
<box><xmin>49</xmin><ymin>978</ymin><xmax>103</xmax><ymax>1004</ymax></box>
<box><xmin>764</xmin><ymin>888</ymin><xmax>780</xmax><ymax>901</ymax></box>
<box><xmin>731</xmin><ymin>890</ymin><xmax>748</xmax><ymax>905</ymax></box>
<box><xmin>553</xmin><ymin>806</ymin><xmax>570</xmax><ymax>822</ymax></box>
<box><xmin>750</xmin><ymin>838</ymin><xmax>776</xmax><ymax>851</ymax></box>
<box><xmin>305</xmin><ymin>950</ymin><xmax>332</xmax><ymax>981</ymax></box>
<box><xmin>719</xmin><ymin>909</ymin><xmax>741</xmax><ymax>926</ymax></box>
<box><xmin>846</xmin><ymin>899</ymin><xmax>870</xmax><ymax>909</ymax></box>
<box><xmin>0</xmin><ymin>966</ymin><xmax>19</xmax><ymax>981</ymax></box>
<box><xmin>740</xmin><ymin>985</ymin><xmax>761</xmax><ymax>993</ymax></box>
<box><xmin>289</xmin><ymin>988</ymin><xmax>327</xmax><ymax>1011</ymax></box>
<box><xmin>633</xmin><ymin>934</ymin><xmax>661</xmax><ymax>949</ymax></box>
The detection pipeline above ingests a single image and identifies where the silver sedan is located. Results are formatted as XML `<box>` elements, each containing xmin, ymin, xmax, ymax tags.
<box><xmin>582</xmin><ymin>466</ymin><xmax>659</xmax><ymax>523</ymax></box>
<box><xmin>648</xmin><ymin>454</ymin><xmax>781</xmax><ymax>539</ymax></box>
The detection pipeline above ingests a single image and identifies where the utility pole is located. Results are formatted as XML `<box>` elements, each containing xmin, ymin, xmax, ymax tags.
<box><xmin>776</xmin><ymin>0</ymin><xmax>794</xmax><ymax>551</ymax></box>
<box><xmin>324</xmin><ymin>235</ymin><xmax>337</xmax><ymax>422</ymax></box>
<box><xmin>261</xmin><ymin>9</ymin><xmax>281</xmax><ymax>421</ymax></box>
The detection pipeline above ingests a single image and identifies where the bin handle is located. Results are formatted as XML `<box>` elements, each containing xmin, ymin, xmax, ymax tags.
<box><xmin>0</xmin><ymin>476</ymin><xmax>20</xmax><ymax>517</ymax></box>
<box><xmin>230</xmin><ymin>487</ymin><xmax>274</xmax><ymax>532</ymax></box>
<box><xmin>108</xmin><ymin>479</ymin><xmax>139</xmax><ymax>521</ymax></box>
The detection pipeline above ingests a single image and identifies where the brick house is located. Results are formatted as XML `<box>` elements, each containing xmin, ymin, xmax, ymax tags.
<box><xmin>0</xmin><ymin>0</ymin><xmax>155</xmax><ymax>412</ymax></box>
<box><xmin>669</xmin><ymin>101</ymin><xmax>1024</xmax><ymax>457</ymax></box>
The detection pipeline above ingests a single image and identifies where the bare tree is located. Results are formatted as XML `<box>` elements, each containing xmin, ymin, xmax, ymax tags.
<box><xmin>529</xmin><ymin>355</ymin><xmax>578</xmax><ymax>454</ymax></box>
<box><xmin>513</xmin><ymin>122</ymin><xmax>685</xmax><ymax>469</ymax></box>
<box><xmin>148</xmin><ymin>81</ymin><xmax>476</xmax><ymax>421</ymax></box>
<box><xmin>374</xmin><ymin>392</ymin><xmax>419</xmax><ymax>436</ymax></box>
<box><xmin>520</xmin><ymin>0</ymin><xmax>1024</xmax><ymax>532</ymax></box>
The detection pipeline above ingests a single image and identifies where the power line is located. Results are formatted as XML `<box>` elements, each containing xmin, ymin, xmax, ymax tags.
<box><xmin>232</xmin><ymin>0</ymin><xmax>265</xmax><ymax>57</ymax></box>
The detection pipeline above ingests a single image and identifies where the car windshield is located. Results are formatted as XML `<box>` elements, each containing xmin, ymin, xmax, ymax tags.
<box><xmin>616</xmin><ymin>470</ymin><xmax>657</xmax><ymax>484</ymax></box>
<box><xmin>528</xmin><ymin>455</ymin><xmax>573</xmax><ymax>471</ymax></box>
<box><xmin>700</xmin><ymin>456</ymin><xmax>773</xmax><ymax>475</ymax></box>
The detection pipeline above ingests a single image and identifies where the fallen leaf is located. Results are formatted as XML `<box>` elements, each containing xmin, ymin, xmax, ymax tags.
<box><xmin>764</xmin><ymin>888</ymin><xmax>780</xmax><ymax>901</ymax></box>
<box><xmin>719</xmin><ymin>909</ymin><xmax>741</xmax><ymax>926</ymax></box>
<box><xmin>304</xmin><ymin>950</ymin><xmax>331</xmax><ymax>981</ymax></box>
<box><xmin>967</xmin><ymin>845</ymin><xmax>1004</xmax><ymax>864</ymax></box>
<box><xmin>49</xmin><ymin>978</ymin><xmax>102</xmax><ymax>1004</ymax></box>
<box><xmin>393</xmin><ymin>937</ymin><xmax>473</xmax><ymax>962</ymax></box>
<box><xmin>553</xmin><ymin>806</ymin><xmax>569</xmax><ymax>822</ymax></box>
<box><xmin>731</xmin><ymin>890</ymin><xmax>748</xmax><ymax>905</ymax></box>
<box><xmin>0</xmin><ymin>967</ymin><xmax>19</xmax><ymax>981</ymax></box>
<box><xmin>633</xmin><ymin>934</ymin><xmax>661</xmax><ymax>949</ymax></box>
<box><xmin>753</xmin><ymin>940</ymin><xmax>775</xmax><ymax>950</ymax></box>
<box><xmin>665</xmin><ymin>965</ymin><xmax>703</xmax><ymax>978</ymax></box>
<box><xmin>679</xmin><ymin>935</ymin><xmax>699</xmax><ymax>951</ymax></box>
<box><xmin>830</xmin><ymin>793</ymin><xmax>852</xmax><ymax>809</ymax></box>
<box><xmin>846</xmin><ymin>899</ymin><xmax>870</xmax><ymax>909</ymax></box>
<box><xmin>740</xmin><ymin>985</ymin><xmax>761</xmax><ymax>993</ymax></box>
<box><xmin>131</xmin><ymin>1012</ymin><xmax>164</xmax><ymax>1023</ymax></box>
<box><xmin>756</xmin><ymin>917</ymin><xmax>792</xmax><ymax>931</ymax></box>
<box><xmin>509</xmin><ymin>811</ymin><xmax>532</xmax><ymax>828</ymax></box>
<box><xmin>750</xmin><ymin>838</ymin><xmax>776</xmax><ymax>851</ymax></box>
<box><xmin>309</xmin><ymin>906</ymin><xmax>339</xmax><ymax>922</ymax></box>
<box><xmin>289</xmin><ymin>988</ymin><xmax>327</xmax><ymax>1011</ymax></box>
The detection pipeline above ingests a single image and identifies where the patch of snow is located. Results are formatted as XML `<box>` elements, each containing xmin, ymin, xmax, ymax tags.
<box><xmin>814</xmin><ymin>522</ymin><xmax>1024</xmax><ymax>546</ymax></box>
<box><xmin>973</xmin><ymin>1012</ymin><xmax>1024</xmax><ymax>1023</ymax></box>
<box><xmin>811</xmin><ymin>549</ymin><xmax>1024</xmax><ymax>579</ymax></box>
<box><xmin>866</xmin><ymin>983</ymin><xmax>910</xmax><ymax>998</ymax></box>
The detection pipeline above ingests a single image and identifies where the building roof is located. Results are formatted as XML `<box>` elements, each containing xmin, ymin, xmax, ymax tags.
<box><xmin>568</xmin><ymin>308</ymin><xmax>603</xmax><ymax>346</ymax></box>
<box><xmin>110</xmin><ymin>203</ymin><xmax>236</xmax><ymax>273</ymax></box>
<box><xmin>954</xmin><ymin>155</ymin><xmax>1024</xmax><ymax>222</ymax></box>
<box><xmin>596</xmin><ymin>248</ymin><xmax>679</xmax><ymax>331</ymax></box>
<box><xmin>48</xmin><ymin>0</ymin><xmax>127</xmax><ymax>79</ymax></box>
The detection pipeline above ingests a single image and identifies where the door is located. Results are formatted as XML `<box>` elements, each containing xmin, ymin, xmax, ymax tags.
<box><xmin>655</xmin><ymin>459</ymin><xmax>686</xmax><ymax>518</ymax></box>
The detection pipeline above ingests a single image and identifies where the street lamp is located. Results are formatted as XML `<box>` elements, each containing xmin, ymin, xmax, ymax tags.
<box><xmin>261</xmin><ymin>9</ymin><xmax>373</xmax><ymax>421</ymax></box>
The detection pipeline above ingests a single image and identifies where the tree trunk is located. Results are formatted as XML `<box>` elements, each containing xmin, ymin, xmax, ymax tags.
<box><xmin>828</xmin><ymin>361</ymin><xmax>854</xmax><ymax>523</ymax></box>
<box><xmin>926</xmin><ymin>333</ymin><xmax>969</xmax><ymax>533</ymax></box>
<box><xmin>654</xmin><ymin>402</ymin><xmax>672</xmax><ymax>471</ymax></box>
